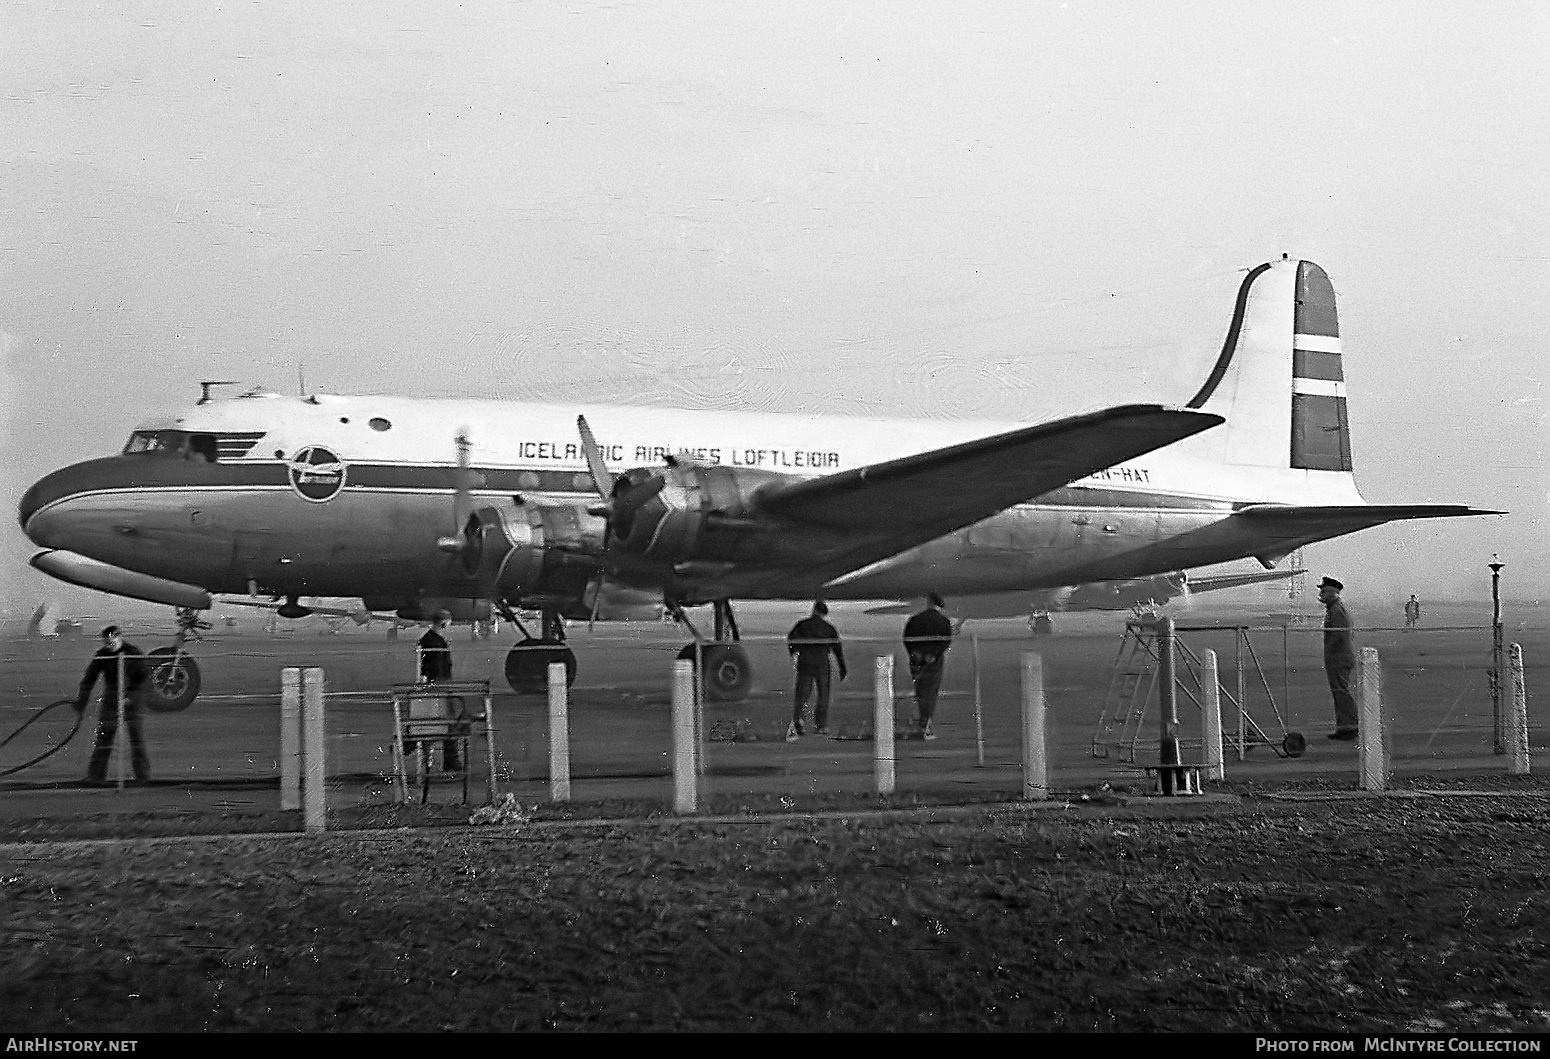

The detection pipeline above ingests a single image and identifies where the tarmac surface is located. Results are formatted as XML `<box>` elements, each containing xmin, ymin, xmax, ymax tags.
<box><xmin>1</xmin><ymin>599</ymin><xmax>1544</xmax><ymax>836</ymax></box>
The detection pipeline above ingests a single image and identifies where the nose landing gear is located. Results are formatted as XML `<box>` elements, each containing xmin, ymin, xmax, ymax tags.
<box><xmin>142</xmin><ymin>608</ymin><xmax>206</xmax><ymax>712</ymax></box>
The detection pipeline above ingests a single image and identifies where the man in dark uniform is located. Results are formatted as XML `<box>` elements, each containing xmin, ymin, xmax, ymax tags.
<box><xmin>785</xmin><ymin>601</ymin><xmax>847</xmax><ymax>739</ymax></box>
<box><xmin>416</xmin><ymin>610</ymin><xmax>463</xmax><ymax>771</ymax></box>
<box><xmin>903</xmin><ymin>593</ymin><xmax>954</xmax><ymax>740</ymax></box>
<box><xmin>76</xmin><ymin>625</ymin><xmax>151</xmax><ymax>784</ymax></box>
<box><xmin>1319</xmin><ymin>577</ymin><xmax>1359</xmax><ymax>740</ymax></box>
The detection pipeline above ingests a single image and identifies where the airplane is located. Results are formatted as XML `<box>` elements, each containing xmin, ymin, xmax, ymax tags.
<box><xmin>17</xmin><ymin>257</ymin><xmax>1499</xmax><ymax>711</ymax></box>
<box><xmin>866</xmin><ymin>567</ymin><xmax>1298</xmax><ymax>634</ymax></box>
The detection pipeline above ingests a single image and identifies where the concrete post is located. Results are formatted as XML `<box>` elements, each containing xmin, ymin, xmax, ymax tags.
<box><xmin>671</xmin><ymin>659</ymin><xmax>698</xmax><ymax>814</ymax></box>
<box><xmin>1357</xmin><ymin>647</ymin><xmax>1387</xmax><ymax>792</ymax></box>
<box><xmin>1020</xmin><ymin>652</ymin><xmax>1047</xmax><ymax>800</ymax></box>
<box><xmin>1201</xmin><ymin>649</ymin><xmax>1225</xmax><ymax>781</ymax></box>
<box><xmin>280</xmin><ymin>667</ymin><xmax>301</xmax><ymax>811</ymax></box>
<box><xmin>301</xmin><ymin>667</ymin><xmax>326</xmax><ymax>833</ymax></box>
<box><xmin>874</xmin><ymin>655</ymin><xmax>895</xmax><ymax>796</ymax></box>
<box><xmin>1509</xmin><ymin>643</ymin><xmax>1530</xmax><ymax>776</ymax></box>
<box><xmin>1156</xmin><ymin>617</ymin><xmax>1181</xmax><ymax>766</ymax></box>
<box><xmin>972</xmin><ymin>632</ymin><xmax>985</xmax><ymax>768</ymax></box>
<box><xmin>114</xmin><ymin>652</ymin><xmax>127</xmax><ymax>790</ymax></box>
<box><xmin>548</xmin><ymin>661</ymin><xmax>571</xmax><ymax>804</ymax></box>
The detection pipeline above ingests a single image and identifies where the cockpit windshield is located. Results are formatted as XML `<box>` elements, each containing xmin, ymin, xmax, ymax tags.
<box><xmin>122</xmin><ymin>430</ymin><xmax>221</xmax><ymax>462</ymax></box>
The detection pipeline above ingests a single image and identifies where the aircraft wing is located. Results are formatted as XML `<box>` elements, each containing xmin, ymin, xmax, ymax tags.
<box><xmin>757</xmin><ymin>403</ymin><xmax>1219</xmax><ymax>554</ymax></box>
<box><xmin>1184</xmin><ymin>569</ymin><xmax>1297</xmax><ymax>594</ymax></box>
<box><xmin>732</xmin><ymin>405</ymin><xmax>1220</xmax><ymax>594</ymax></box>
<box><xmin>220</xmin><ymin>598</ymin><xmax>375</xmax><ymax>625</ymax></box>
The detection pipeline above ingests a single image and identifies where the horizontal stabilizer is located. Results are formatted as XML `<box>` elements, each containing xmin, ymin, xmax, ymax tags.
<box><xmin>1234</xmin><ymin>503</ymin><xmax>1503</xmax><ymax>524</ymax></box>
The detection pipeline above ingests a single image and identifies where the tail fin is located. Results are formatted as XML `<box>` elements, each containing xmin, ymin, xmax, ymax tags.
<box><xmin>1179</xmin><ymin>257</ymin><xmax>1363</xmax><ymax>504</ymax></box>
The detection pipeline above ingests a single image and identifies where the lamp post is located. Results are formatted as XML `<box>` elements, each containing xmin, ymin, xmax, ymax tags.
<box><xmin>1489</xmin><ymin>558</ymin><xmax>1505</xmax><ymax>754</ymax></box>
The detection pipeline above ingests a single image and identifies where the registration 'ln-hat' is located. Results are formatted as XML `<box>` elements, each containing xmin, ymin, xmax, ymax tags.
<box><xmin>1319</xmin><ymin>577</ymin><xmax>1344</xmax><ymax>591</ymax></box>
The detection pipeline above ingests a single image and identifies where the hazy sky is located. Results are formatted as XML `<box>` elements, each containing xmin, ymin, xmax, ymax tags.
<box><xmin>3</xmin><ymin>0</ymin><xmax>1546</xmax><ymax>616</ymax></box>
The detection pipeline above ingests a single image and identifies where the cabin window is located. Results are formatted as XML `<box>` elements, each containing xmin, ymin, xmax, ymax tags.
<box><xmin>369</xmin><ymin>417</ymin><xmax>392</xmax><ymax>432</ymax></box>
<box><xmin>122</xmin><ymin>430</ymin><xmax>221</xmax><ymax>462</ymax></box>
<box><xmin>188</xmin><ymin>434</ymin><xmax>218</xmax><ymax>463</ymax></box>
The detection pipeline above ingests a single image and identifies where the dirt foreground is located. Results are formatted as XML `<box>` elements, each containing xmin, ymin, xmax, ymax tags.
<box><xmin>3</xmin><ymin>773</ymin><xmax>1549</xmax><ymax>1034</ymax></box>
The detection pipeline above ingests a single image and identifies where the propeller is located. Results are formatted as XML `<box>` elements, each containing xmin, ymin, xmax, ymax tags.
<box><xmin>575</xmin><ymin>415</ymin><xmax>671</xmax><ymax>628</ymax></box>
<box><xmin>436</xmin><ymin>429</ymin><xmax>479</xmax><ymax>572</ymax></box>
<box><xmin>576</xmin><ymin>416</ymin><xmax>667</xmax><ymax>546</ymax></box>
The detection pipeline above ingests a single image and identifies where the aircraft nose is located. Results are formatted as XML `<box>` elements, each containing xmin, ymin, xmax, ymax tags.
<box><xmin>18</xmin><ymin>465</ymin><xmax>83</xmax><ymax>546</ymax></box>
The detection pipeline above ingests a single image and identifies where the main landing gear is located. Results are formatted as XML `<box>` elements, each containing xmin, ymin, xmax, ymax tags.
<box><xmin>503</xmin><ymin>607</ymin><xmax>578</xmax><ymax>695</ymax></box>
<box><xmin>1028</xmin><ymin>611</ymin><xmax>1054</xmax><ymax>636</ymax></box>
<box><xmin>142</xmin><ymin>607</ymin><xmax>207</xmax><ymax>713</ymax></box>
<box><xmin>672</xmin><ymin>599</ymin><xmax>752</xmax><ymax>703</ymax></box>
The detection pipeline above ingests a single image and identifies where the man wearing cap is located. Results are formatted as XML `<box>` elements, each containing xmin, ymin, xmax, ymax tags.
<box><xmin>415</xmin><ymin>610</ymin><xmax>464</xmax><ymax>771</ymax></box>
<box><xmin>903</xmin><ymin>593</ymin><xmax>954</xmax><ymax>740</ymax></box>
<box><xmin>1319</xmin><ymin>577</ymin><xmax>1359</xmax><ymax>740</ymax></box>
<box><xmin>75</xmin><ymin>625</ymin><xmax>151</xmax><ymax>785</ymax></box>
<box><xmin>785</xmin><ymin>600</ymin><xmax>848</xmax><ymax>739</ymax></box>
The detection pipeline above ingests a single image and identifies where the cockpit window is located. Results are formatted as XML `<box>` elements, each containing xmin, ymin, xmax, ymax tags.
<box><xmin>122</xmin><ymin>430</ymin><xmax>222</xmax><ymax>462</ymax></box>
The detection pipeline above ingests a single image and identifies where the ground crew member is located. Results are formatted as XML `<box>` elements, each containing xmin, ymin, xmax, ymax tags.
<box><xmin>1320</xmin><ymin>577</ymin><xmax>1359</xmax><ymax>740</ymax></box>
<box><xmin>415</xmin><ymin>610</ymin><xmax>463</xmax><ymax>771</ymax></box>
<box><xmin>903</xmin><ymin>593</ymin><xmax>954</xmax><ymax>740</ymax></box>
<box><xmin>1404</xmin><ymin>595</ymin><xmax>1421</xmax><ymax>630</ymax></box>
<box><xmin>75</xmin><ymin>625</ymin><xmax>151</xmax><ymax>785</ymax></box>
<box><xmin>786</xmin><ymin>601</ymin><xmax>847</xmax><ymax>739</ymax></box>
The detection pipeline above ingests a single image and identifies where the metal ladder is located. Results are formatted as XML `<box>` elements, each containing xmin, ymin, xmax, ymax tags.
<box><xmin>1091</xmin><ymin>621</ymin><xmax>1164</xmax><ymax>762</ymax></box>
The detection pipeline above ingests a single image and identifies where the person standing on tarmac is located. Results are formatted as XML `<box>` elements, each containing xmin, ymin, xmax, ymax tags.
<box><xmin>1404</xmin><ymin>595</ymin><xmax>1422</xmax><ymax>630</ymax></box>
<box><xmin>1320</xmin><ymin>577</ymin><xmax>1359</xmax><ymax>741</ymax></box>
<box><xmin>75</xmin><ymin>625</ymin><xmax>151</xmax><ymax>785</ymax></box>
<box><xmin>903</xmin><ymin>593</ymin><xmax>954</xmax><ymax>740</ymax></box>
<box><xmin>786</xmin><ymin>601</ymin><xmax>847</xmax><ymax>740</ymax></box>
<box><xmin>416</xmin><ymin>610</ymin><xmax>464</xmax><ymax>772</ymax></box>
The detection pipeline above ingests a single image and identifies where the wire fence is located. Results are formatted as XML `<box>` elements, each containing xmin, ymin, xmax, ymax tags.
<box><xmin>1</xmin><ymin>607</ymin><xmax>1543</xmax><ymax>811</ymax></box>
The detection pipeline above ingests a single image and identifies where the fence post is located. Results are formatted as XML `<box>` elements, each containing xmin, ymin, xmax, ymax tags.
<box><xmin>1201</xmin><ymin>649</ymin><xmax>1224</xmax><ymax>781</ymax></box>
<box><xmin>672</xmin><ymin>659</ymin><xmax>698</xmax><ymax>813</ymax></box>
<box><xmin>972</xmin><ymin>632</ymin><xmax>985</xmax><ymax>768</ymax></box>
<box><xmin>1509</xmin><ymin>643</ymin><xmax>1530</xmax><ymax>776</ymax></box>
<box><xmin>1020</xmin><ymin>652</ymin><xmax>1046</xmax><ymax>800</ymax></box>
<box><xmin>301</xmin><ymin>667</ymin><xmax>326</xmax><ymax>833</ymax></box>
<box><xmin>1156</xmin><ymin>617</ymin><xmax>1181</xmax><ymax>767</ymax></box>
<box><xmin>280</xmin><ymin>667</ymin><xmax>301</xmax><ymax>810</ymax></box>
<box><xmin>548</xmin><ymin>661</ymin><xmax>571</xmax><ymax>804</ymax></box>
<box><xmin>114</xmin><ymin>652</ymin><xmax>127</xmax><ymax>790</ymax></box>
<box><xmin>874</xmin><ymin>655</ymin><xmax>895</xmax><ymax>796</ymax></box>
<box><xmin>1357</xmin><ymin>647</ymin><xmax>1387</xmax><ymax>792</ymax></box>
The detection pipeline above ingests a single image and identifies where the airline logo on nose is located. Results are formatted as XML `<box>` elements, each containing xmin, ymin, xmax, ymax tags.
<box><xmin>288</xmin><ymin>446</ymin><xmax>347</xmax><ymax>502</ymax></box>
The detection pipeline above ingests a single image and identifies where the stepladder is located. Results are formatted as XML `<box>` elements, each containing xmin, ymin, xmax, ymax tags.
<box><xmin>390</xmin><ymin>680</ymin><xmax>500</xmax><ymax>806</ymax></box>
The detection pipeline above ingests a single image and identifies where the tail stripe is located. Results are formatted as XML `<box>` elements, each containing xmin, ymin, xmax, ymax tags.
<box><xmin>1293</xmin><ymin>349</ymin><xmax>1345</xmax><ymax>382</ymax></box>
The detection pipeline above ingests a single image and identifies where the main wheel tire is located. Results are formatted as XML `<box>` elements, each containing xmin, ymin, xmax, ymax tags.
<box><xmin>1030</xmin><ymin>615</ymin><xmax>1054</xmax><ymax>636</ymax></box>
<box><xmin>143</xmin><ymin>648</ymin><xmax>201</xmax><ymax>712</ymax></box>
<box><xmin>677</xmin><ymin>643</ymin><xmax>752</xmax><ymax>703</ymax></box>
<box><xmin>1282</xmin><ymin>731</ymin><xmax>1307</xmax><ymax>759</ymax></box>
<box><xmin>505</xmin><ymin>639</ymin><xmax>578</xmax><ymax>695</ymax></box>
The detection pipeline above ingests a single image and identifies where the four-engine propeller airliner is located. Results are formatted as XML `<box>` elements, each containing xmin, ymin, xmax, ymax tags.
<box><xmin>17</xmin><ymin>257</ymin><xmax>1498</xmax><ymax>709</ymax></box>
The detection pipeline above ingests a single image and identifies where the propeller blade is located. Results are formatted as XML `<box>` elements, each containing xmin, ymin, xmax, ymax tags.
<box><xmin>613</xmin><ymin>474</ymin><xmax>666</xmax><ymax>514</ymax></box>
<box><xmin>576</xmin><ymin>415</ymin><xmax>615</xmax><ymax>497</ymax></box>
<box><xmin>452</xmin><ymin>430</ymin><xmax>473</xmax><ymax>536</ymax></box>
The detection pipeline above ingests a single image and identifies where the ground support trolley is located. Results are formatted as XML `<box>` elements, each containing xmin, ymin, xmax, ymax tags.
<box><xmin>390</xmin><ymin>680</ymin><xmax>499</xmax><ymax>806</ymax></box>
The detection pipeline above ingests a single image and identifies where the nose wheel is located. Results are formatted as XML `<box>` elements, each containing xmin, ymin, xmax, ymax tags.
<box><xmin>143</xmin><ymin>646</ymin><xmax>201</xmax><ymax>712</ymax></box>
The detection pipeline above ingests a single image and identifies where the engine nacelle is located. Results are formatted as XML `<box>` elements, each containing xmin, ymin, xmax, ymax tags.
<box><xmin>610</xmin><ymin>463</ymin><xmax>788</xmax><ymax>563</ymax></box>
<box><xmin>459</xmin><ymin>498</ymin><xmax>605</xmax><ymax>601</ymax></box>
